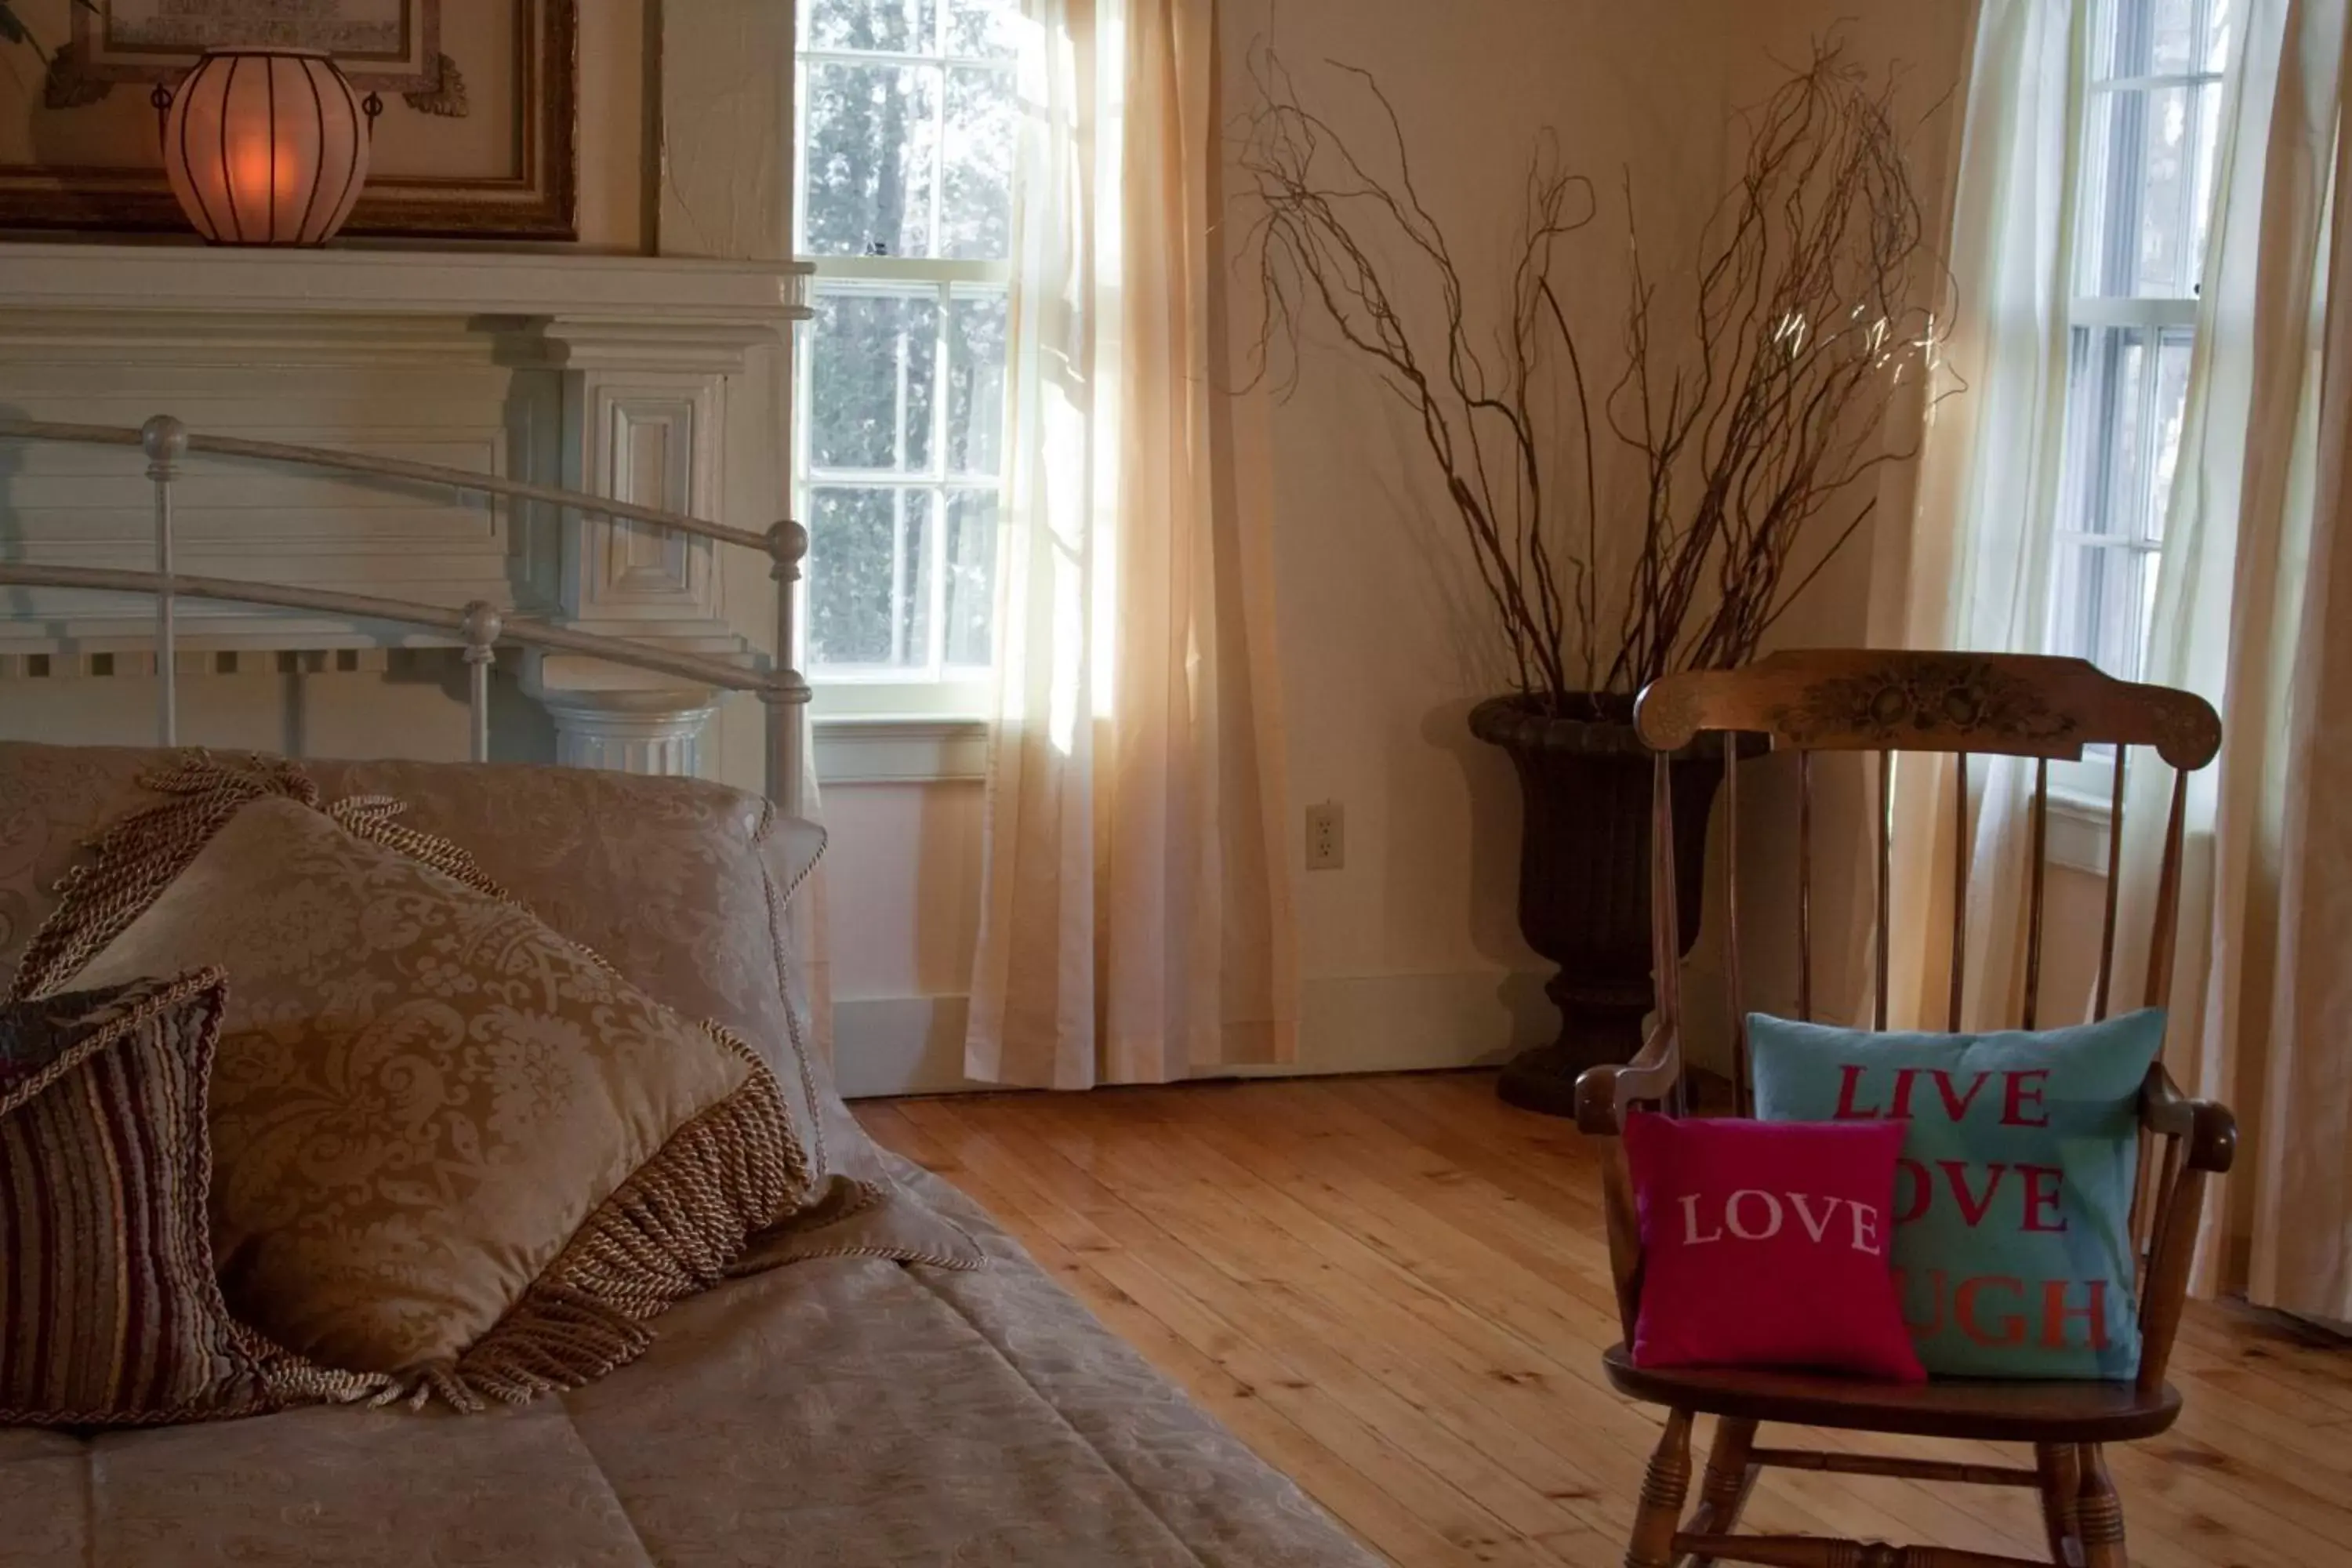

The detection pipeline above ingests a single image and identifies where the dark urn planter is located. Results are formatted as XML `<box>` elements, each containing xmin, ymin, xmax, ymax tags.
<box><xmin>1470</xmin><ymin>693</ymin><xmax>1728</xmax><ymax>1117</ymax></box>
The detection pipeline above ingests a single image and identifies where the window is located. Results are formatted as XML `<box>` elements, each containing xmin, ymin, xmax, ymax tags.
<box><xmin>793</xmin><ymin>0</ymin><xmax>1022</xmax><ymax>706</ymax></box>
<box><xmin>2048</xmin><ymin>0</ymin><xmax>2233</xmax><ymax>684</ymax></box>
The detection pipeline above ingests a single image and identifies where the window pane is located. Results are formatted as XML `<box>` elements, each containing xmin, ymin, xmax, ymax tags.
<box><xmin>810</xmin><ymin>487</ymin><xmax>929</xmax><ymax>668</ymax></box>
<box><xmin>811</xmin><ymin>289</ymin><xmax>940</xmax><ymax>473</ymax></box>
<box><xmin>2061</xmin><ymin>325</ymin><xmax>2153</xmax><ymax>541</ymax></box>
<box><xmin>906</xmin><ymin>492</ymin><xmax>938</xmax><ymax>665</ymax></box>
<box><xmin>2078</xmin><ymin>82</ymin><xmax>2221</xmax><ymax>297</ymax></box>
<box><xmin>946</xmin><ymin>289</ymin><xmax>1007</xmax><ymax>476</ymax></box>
<box><xmin>2053</xmin><ymin>543</ymin><xmax>2158</xmax><ymax>681</ymax></box>
<box><xmin>2050</xmin><ymin>324</ymin><xmax>2193</xmax><ymax>674</ymax></box>
<box><xmin>942</xmin><ymin>67</ymin><xmax>1017</xmax><ymax>260</ymax></box>
<box><xmin>2148</xmin><ymin>328</ymin><xmax>2194</xmax><ymax>543</ymax></box>
<box><xmin>2094</xmin><ymin>0</ymin><xmax>2234</xmax><ymax>78</ymax></box>
<box><xmin>946</xmin><ymin>0</ymin><xmax>1021</xmax><ymax>58</ymax></box>
<box><xmin>2202</xmin><ymin>0</ymin><xmax>2238</xmax><ymax>71</ymax></box>
<box><xmin>945</xmin><ymin>489</ymin><xmax>1000</xmax><ymax>666</ymax></box>
<box><xmin>806</xmin><ymin>0</ymin><xmax>938</xmax><ymax>54</ymax></box>
<box><xmin>2151</xmin><ymin>0</ymin><xmax>2201</xmax><ymax>71</ymax></box>
<box><xmin>804</xmin><ymin>62</ymin><xmax>938</xmax><ymax>257</ymax></box>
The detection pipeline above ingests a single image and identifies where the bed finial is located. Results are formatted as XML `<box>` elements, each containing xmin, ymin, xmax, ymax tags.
<box><xmin>140</xmin><ymin>415</ymin><xmax>188</xmax><ymax>465</ymax></box>
<box><xmin>765</xmin><ymin>518</ymin><xmax>809</xmax><ymax>582</ymax></box>
<box><xmin>141</xmin><ymin>416</ymin><xmax>190</xmax><ymax>749</ymax></box>
<box><xmin>764</xmin><ymin>521</ymin><xmax>811</xmax><ymax>815</ymax></box>
<box><xmin>460</xmin><ymin>601</ymin><xmax>503</xmax><ymax>764</ymax></box>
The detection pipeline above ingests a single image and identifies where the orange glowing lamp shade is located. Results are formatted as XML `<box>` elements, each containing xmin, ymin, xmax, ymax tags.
<box><xmin>160</xmin><ymin>49</ymin><xmax>375</xmax><ymax>246</ymax></box>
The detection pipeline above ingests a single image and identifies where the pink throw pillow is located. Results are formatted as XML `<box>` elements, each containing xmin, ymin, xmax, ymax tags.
<box><xmin>1625</xmin><ymin>1113</ymin><xmax>1925</xmax><ymax>1383</ymax></box>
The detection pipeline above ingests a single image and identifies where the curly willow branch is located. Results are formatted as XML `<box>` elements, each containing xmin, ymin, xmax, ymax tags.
<box><xmin>1234</xmin><ymin>35</ymin><xmax>1953</xmax><ymax>706</ymax></box>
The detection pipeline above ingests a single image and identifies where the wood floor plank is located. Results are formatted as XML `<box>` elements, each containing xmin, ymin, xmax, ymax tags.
<box><xmin>996</xmin><ymin>1113</ymin><xmax>1629</xmax><ymax>1540</ymax></box>
<box><xmin>858</xmin><ymin>1071</ymin><xmax>2349</xmax><ymax>1568</ymax></box>
<box><xmin>898</xmin><ymin>1098</ymin><xmax>1571</xmax><ymax>1566</ymax></box>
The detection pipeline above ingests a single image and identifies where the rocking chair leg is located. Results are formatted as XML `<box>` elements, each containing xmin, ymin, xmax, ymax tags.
<box><xmin>2035</xmin><ymin>1443</ymin><xmax>2082</xmax><ymax>1567</ymax></box>
<box><xmin>1682</xmin><ymin>1417</ymin><xmax>1759</xmax><ymax>1568</ymax></box>
<box><xmin>1625</xmin><ymin>1409</ymin><xmax>1694</xmax><ymax>1568</ymax></box>
<box><xmin>2076</xmin><ymin>1443</ymin><xmax>2126</xmax><ymax>1568</ymax></box>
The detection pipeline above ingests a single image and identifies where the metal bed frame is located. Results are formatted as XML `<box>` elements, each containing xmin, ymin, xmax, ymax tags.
<box><xmin>0</xmin><ymin>415</ymin><xmax>810</xmax><ymax>816</ymax></box>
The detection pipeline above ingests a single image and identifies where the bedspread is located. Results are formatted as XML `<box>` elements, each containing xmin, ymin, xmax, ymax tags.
<box><xmin>0</xmin><ymin>1159</ymin><xmax>1378</xmax><ymax>1568</ymax></box>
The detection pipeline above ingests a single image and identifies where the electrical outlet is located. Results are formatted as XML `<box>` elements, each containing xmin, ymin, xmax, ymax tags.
<box><xmin>1305</xmin><ymin>800</ymin><xmax>1344</xmax><ymax>870</ymax></box>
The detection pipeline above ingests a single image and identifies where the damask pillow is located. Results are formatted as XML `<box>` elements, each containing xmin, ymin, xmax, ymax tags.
<box><xmin>23</xmin><ymin>791</ymin><xmax>813</xmax><ymax>1411</ymax></box>
<box><xmin>2</xmin><ymin>971</ymin><xmax>390</xmax><ymax>1425</ymax></box>
<box><xmin>0</xmin><ymin>742</ymin><xmax>978</xmax><ymax>1277</ymax></box>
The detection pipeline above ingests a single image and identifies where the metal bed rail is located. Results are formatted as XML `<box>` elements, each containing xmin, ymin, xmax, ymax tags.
<box><xmin>0</xmin><ymin>416</ymin><xmax>810</xmax><ymax>815</ymax></box>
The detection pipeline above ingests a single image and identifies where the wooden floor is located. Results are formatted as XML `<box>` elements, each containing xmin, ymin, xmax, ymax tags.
<box><xmin>855</xmin><ymin>1071</ymin><xmax>2352</xmax><ymax>1568</ymax></box>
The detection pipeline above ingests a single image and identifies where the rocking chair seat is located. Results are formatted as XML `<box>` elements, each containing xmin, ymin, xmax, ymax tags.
<box><xmin>1601</xmin><ymin>1345</ymin><xmax>2182</xmax><ymax>1443</ymax></box>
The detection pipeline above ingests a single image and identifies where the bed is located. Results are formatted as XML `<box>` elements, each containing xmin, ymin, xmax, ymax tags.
<box><xmin>0</xmin><ymin>742</ymin><xmax>1376</xmax><ymax>1567</ymax></box>
<box><xmin>0</xmin><ymin>418</ymin><xmax>1376</xmax><ymax>1566</ymax></box>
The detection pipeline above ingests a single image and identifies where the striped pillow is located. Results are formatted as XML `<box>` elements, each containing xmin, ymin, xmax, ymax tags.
<box><xmin>0</xmin><ymin>971</ymin><xmax>388</xmax><ymax>1425</ymax></box>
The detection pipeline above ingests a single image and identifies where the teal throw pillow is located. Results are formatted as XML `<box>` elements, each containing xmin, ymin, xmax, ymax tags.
<box><xmin>1748</xmin><ymin>1010</ymin><xmax>2163</xmax><ymax>1381</ymax></box>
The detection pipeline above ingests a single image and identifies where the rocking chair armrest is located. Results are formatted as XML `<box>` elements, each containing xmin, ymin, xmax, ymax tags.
<box><xmin>1574</xmin><ymin>1023</ymin><xmax>1683</xmax><ymax>1137</ymax></box>
<box><xmin>2138</xmin><ymin>1065</ymin><xmax>2237</xmax><ymax>1174</ymax></box>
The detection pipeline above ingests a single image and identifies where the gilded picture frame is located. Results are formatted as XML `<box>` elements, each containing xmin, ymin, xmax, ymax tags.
<box><xmin>0</xmin><ymin>0</ymin><xmax>576</xmax><ymax>240</ymax></box>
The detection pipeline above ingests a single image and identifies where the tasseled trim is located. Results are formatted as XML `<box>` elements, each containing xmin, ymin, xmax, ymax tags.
<box><xmin>395</xmin><ymin>1030</ymin><xmax>808</xmax><ymax>1414</ymax></box>
<box><xmin>254</xmin><ymin>1345</ymin><xmax>406</xmax><ymax>1411</ymax></box>
<box><xmin>11</xmin><ymin>752</ymin><xmax>510</xmax><ymax>1003</ymax></box>
<box><xmin>324</xmin><ymin>795</ymin><xmax>510</xmax><ymax>902</ymax></box>
<box><xmin>396</xmin><ymin>1290</ymin><xmax>653</xmax><ymax>1414</ymax></box>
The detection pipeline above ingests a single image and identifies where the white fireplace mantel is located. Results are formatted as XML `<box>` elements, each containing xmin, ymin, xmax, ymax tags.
<box><xmin>0</xmin><ymin>242</ymin><xmax>808</xmax><ymax>326</ymax></box>
<box><xmin>0</xmin><ymin>241</ymin><xmax>811</xmax><ymax>777</ymax></box>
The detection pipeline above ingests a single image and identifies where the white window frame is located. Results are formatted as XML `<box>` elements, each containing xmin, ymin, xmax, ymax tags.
<box><xmin>792</xmin><ymin>9</ymin><xmax>1015</xmax><ymax>724</ymax></box>
<box><xmin>2045</xmin><ymin>0</ymin><xmax>2227</xmax><ymax>815</ymax></box>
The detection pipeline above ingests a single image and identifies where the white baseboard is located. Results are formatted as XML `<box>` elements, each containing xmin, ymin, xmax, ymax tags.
<box><xmin>832</xmin><ymin>968</ymin><xmax>1556</xmax><ymax>1098</ymax></box>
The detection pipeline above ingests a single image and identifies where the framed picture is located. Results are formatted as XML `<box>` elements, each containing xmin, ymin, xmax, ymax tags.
<box><xmin>56</xmin><ymin>0</ymin><xmax>449</xmax><ymax>96</ymax></box>
<box><xmin>0</xmin><ymin>0</ymin><xmax>577</xmax><ymax>239</ymax></box>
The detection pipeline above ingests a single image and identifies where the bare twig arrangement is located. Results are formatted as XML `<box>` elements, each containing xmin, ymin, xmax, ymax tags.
<box><xmin>1239</xmin><ymin>38</ymin><xmax>1951</xmax><ymax>715</ymax></box>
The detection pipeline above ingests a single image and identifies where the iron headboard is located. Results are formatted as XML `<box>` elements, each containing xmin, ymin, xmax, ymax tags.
<box><xmin>0</xmin><ymin>415</ymin><xmax>811</xmax><ymax>816</ymax></box>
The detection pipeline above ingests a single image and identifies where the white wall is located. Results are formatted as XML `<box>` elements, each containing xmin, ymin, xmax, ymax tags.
<box><xmin>577</xmin><ymin>0</ymin><xmax>652</xmax><ymax>253</ymax></box>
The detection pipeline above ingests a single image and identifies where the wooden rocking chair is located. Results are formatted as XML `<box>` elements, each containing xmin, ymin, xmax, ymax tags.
<box><xmin>1575</xmin><ymin>650</ymin><xmax>2238</xmax><ymax>1568</ymax></box>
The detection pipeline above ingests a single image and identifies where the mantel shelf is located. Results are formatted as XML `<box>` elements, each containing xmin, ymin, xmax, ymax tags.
<box><xmin>0</xmin><ymin>241</ymin><xmax>812</xmax><ymax>326</ymax></box>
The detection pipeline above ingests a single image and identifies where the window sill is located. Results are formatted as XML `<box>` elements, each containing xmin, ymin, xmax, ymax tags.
<box><xmin>2046</xmin><ymin>786</ymin><xmax>2114</xmax><ymax>877</ymax></box>
<box><xmin>812</xmin><ymin>714</ymin><xmax>990</xmax><ymax>785</ymax></box>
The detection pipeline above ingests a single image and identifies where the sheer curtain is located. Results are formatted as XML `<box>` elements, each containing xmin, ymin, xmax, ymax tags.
<box><xmin>1877</xmin><ymin>0</ymin><xmax>2085</xmax><ymax>1030</ymax></box>
<box><xmin>2111</xmin><ymin>0</ymin><xmax>2351</xmax><ymax>1315</ymax></box>
<box><xmin>1907</xmin><ymin>0</ymin><xmax>2352</xmax><ymax>1316</ymax></box>
<box><xmin>963</xmin><ymin>0</ymin><xmax>1300</xmax><ymax>1088</ymax></box>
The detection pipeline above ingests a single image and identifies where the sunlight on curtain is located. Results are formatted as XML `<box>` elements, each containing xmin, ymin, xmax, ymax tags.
<box><xmin>964</xmin><ymin>0</ymin><xmax>1300</xmax><ymax>1089</ymax></box>
<box><xmin>2112</xmin><ymin>0</ymin><xmax>2351</xmax><ymax>1315</ymax></box>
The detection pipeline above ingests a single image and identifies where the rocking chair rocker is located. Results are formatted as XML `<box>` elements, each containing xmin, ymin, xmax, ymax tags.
<box><xmin>1577</xmin><ymin>649</ymin><xmax>2237</xmax><ymax>1568</ymax></box>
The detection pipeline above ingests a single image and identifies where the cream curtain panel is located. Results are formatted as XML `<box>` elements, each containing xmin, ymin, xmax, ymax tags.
<box><xmin>1900</xmin><ymin>0</ymin><xmax>2352</xmax><ymax>1319</ymax></box>
<box><xmin>1878</xmin><ymin>0</ymin><xmax>2087</xmax><ymax>1033</ymax></box>
<box><xmin>2110</xmin><ymin>0</ymin><xmax>2351</xmax><ymax>1316</ymax></box>
<box><xmin>964</xmin><ymin>0</ymin><xmax>1299</xmax><ymax>1088</ymax></box>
